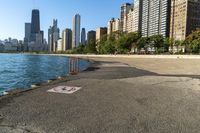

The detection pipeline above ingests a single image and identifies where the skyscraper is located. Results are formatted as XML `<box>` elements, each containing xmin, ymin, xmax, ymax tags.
<box><xmin>48</xmin><ymin>19</ymin><xmax>60</xmax><ymax>52</ymax></box>
<box><xmin>87</xmin><ymin>31</ymin><xmax>96</xmax><ymax>44</ymax></box>
<box><xmin>120</xmin><ymin>3</ymin><xmax>132</xmax><ymax>32</ymax></box>
<box><xmin>141</xmin><ymin>0</ymin><xmax>171</xmax><ymax>37</ymax></box>
<box><xmin>81</xmin><ymin>28</ymin><xmax>86</xmax><ymax>45</ymax></box>
<box><xmin>31</xmin><ymin>9</ymin><xmax>40</xmax><ymax>34</ymax></box>
<box><xmin>56</xmin><ymin>38</ymin><xmax>63</xmax><ymax>51</ymax></box>
<box><xmin>170</xmin><ymin>0</ymin><xmax>200</xmax><ymax>40</ymax></box>
<box><xmin>23</xmin><ymin>23</ymin><xmax>31</xmax><ymax>52</ymax></box>
<box><xmin>127</xmin><ymin>8</ymin><xmax>134</xmax><ymax>33</ymax></box>
<box><xmin>27</xmin><ymin>9</ymin><xmax>46</xmax><ymax>52</ymax></box>
<box><xmin>62</xmin><ymin>28</ymin><xmax>72</xmax><ymax>50</ymax></box>
<box><xmin>40</xmin><ymin>31</ymin><xmax>44</xmax><ymax>43</ymax></box>
<box><xmin>96</xmin><ymin>27</ymin><xmax>107</xmax><ymax>42</ymax></box>
<box><xmin>25</xmin><ymin>23</ymin><xmax>31</xmax><ymax>40</ymax></box>
<box><xmin>30</xmin><ymin>9</ymin><xmax>41</xmax><ymax>42</ymax></box>
<box><xmin>107</xmin><ymin>18</ymin><xmax>120</xmax><ymax>34</ymax></box>
<box><xmin>133</xmin><ymin>0</ymin><xmax>143</xmax><ymax>33</ymax></box>
<box><xmin>72</xmin><ymin>14</ymin><xmax>81</xmax><ymax>48</ymax></box>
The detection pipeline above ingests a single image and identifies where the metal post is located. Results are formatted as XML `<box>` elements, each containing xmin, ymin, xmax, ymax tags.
<box><xmin>69</xmin><ymin>58</ymin><xmax>81</xmax><ymax>75</ymax></box>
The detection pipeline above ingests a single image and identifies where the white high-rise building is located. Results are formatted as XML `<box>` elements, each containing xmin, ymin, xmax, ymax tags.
<box><xmin>133</xmin><ymin>0</ymin><xmax>143</xmax><ymax>33</ymax></box>
<box><xmin>127</xmin><ymin>8</ymin><xmax>134</xmax><ymax>33</ymax></box>
<box><xmin>141</xmin><ymin>0</ymin><xmax>171</xmax><ymax>37</ymax></box>
<box><xmin>107</xmin><ymin>18</ymin><xmax>120</xmax><ymax>34</ymax></box>
<box><xmin>114</xmin><ymin>19</ymin><xmax>121</xmax><ymax>32</ymax></box>
<box><xmin>56</xmin><ymin>38</ymin><xmax>63</xmax><ymax>51</ymax></box>
<box><xmin>142</xmin><ymin>0</ymin><xmax>149</xmax><ymax>37</ymax></box>
<box><xmin>72</xmin><ymin>14</ymin><xmax>81</xmax><ymax>48</ymax></box>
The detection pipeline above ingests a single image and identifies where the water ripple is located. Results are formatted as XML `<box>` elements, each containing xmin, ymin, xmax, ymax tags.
<box><xmin>0</xmin><ymin>54</ymin><xmax>90</xmax><ymax>94</ymax></box>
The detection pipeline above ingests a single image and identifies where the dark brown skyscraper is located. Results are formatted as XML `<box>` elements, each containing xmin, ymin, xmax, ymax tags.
<box><xmin>87</xmin><ymin>31</ymin><xmax>96</xmax><ymax>44</ymax></box>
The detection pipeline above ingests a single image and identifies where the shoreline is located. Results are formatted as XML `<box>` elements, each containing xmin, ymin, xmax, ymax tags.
<box><xmin>1</xmin><ymin>53</ymin><xmax>199</xmax><ymax>98</ymax></box>
<box><xmin>31</xmin><ymin>53</ymin><xmax>200</xmax><ymax>59</ymax></box>
<box><xmin>0</xmin><ymin>55</ymin><xmax>92</xmax><ymax>99</ymax></box>
<box><xmin>2</xmin><ymin>52</ymin><xmax>200</xmax><ymax>59</ymax></box>
<box><xmin>0</xmin><ymin>63</ymin><xmax>93</xmax><ymax>99</ymax></box>
<box><xmin>0</xmin><ymin>75</ymin><xmax>69</xmax><ymax>98</ymax></box>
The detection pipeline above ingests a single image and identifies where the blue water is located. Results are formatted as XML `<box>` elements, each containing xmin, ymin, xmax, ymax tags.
<box><xmin>0</xmin><ymin>54</ymin><xmax>90</xmax><ymax>95</ymax></box>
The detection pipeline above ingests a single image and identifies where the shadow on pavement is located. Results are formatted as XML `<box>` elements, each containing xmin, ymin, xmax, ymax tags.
<box><xmin>80</xmin><ymin>61</ymin><xmax>200</xmax><ymax>80</ymax></box>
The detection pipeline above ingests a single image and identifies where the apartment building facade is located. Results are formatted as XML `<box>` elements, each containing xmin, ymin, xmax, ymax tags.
<box><xmin>141</xmin><ymin>0</ymin><xmax>171</xmax><ymax>37</ymax></box>
<box><xmin>170</xmin><ymin>0</ymin><xmax>200</xmax><ymax>40</ymax></box>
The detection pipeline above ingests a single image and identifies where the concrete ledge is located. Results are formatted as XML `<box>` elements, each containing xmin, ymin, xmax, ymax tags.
<box><xmin>49</xmin><ymin>54</ymin><xmax>200</xmax><ymax>59</ymax></box>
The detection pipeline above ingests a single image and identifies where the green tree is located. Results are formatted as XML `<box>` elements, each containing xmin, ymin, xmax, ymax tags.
<box><xmin>149</xmin><ymin>35</ymin><xmax>164</xmax><ymax>53</ymax></box>
<box><xmin>97</xmin><ymin>34</ymin><xmax>107</xmax><ymax>54</ymax></box>
<box><xmin>163</xmin><ymin>37</ymin><xmax>173</xmax><ymax>52</ymax></box>
<box><xmin>137</xmin><ymin>37</ymin><xmax>150</xmax><ymax>50</ymax></box>
<box><xmin>116</xmin><ymin>32</ymin><xmax>140</xmax><ymax>54</ymax></box>
<box><xmin>116</xmin><ymin>34</ymin><xmax>128</xmax><ymax>54</ymax></box>
<box><xmin>84</xmin><ymin>41</ymin><xmax>97</xmax><ymax>54</ymax></box>
<box><xmin>72</xmin><ymin>44</ymin><xmax>85</xmax><ymax>54</ymax></box>
<box><xmin>190</xmin><ymin>38</ymin><xmax>200</xmax><ymax>53</ymax></box>
<box><xmin>104</xmin><ymin>40</ymin><xmax>116</xmax><ymax>54</ymax></box>
<box><xmin>185</xmin><ymin>28</ymin><xmax>200</xmax><ymax>53</ymax></box>
<box><xmin>98</xmin><ymin>33</ymin><xmax>116</xmax><ymax>54</ymax></box>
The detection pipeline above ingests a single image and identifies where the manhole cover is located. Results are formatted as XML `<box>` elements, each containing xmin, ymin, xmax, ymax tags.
<box><xmin>47</xmin><ymin>86</ymin><xmax>81</xmax><ymax>94</ymax></box>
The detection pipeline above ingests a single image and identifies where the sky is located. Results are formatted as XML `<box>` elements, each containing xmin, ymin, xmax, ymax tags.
<box><xmin>0</xmin><ymin>0</ymin><xmax>133</xmax><ymax>40</ymax></box>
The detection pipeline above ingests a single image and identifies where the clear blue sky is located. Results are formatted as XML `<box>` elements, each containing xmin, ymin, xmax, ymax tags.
<box><xmin>0</xmin><ymin>0</ymin><xmax>133</xmax><ymax>40</ymax></box>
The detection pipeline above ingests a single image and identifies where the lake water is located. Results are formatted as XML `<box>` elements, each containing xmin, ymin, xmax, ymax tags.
<box><xmin>0</xmin><ymin>54</ymin><xmax>90</xmax><ymax>95</ymax></box>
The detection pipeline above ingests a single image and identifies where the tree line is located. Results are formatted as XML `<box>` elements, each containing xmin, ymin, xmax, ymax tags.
<box><xmin>56</xmin><ymin>29</ymin><xmax>200</xmax><ymax>55</ymax></box>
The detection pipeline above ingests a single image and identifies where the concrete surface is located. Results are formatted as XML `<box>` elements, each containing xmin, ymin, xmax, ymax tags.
<box><xmin>0</xmin><ymin>56</ymin><xmax>200</xmax><ymax>133</ymax></box>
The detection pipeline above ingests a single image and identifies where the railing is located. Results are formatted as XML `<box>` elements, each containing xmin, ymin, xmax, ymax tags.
<box><xmin>69</xmin><ymin>57</ymin><xmax>79</xmax><ymax>75</ymax></box>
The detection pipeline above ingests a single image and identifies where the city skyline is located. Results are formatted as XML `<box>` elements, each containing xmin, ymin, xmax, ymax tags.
<box><xmin>0</xmin><ymin>0</ymin><xmax>133</xmax><ymax>40</ymax></box>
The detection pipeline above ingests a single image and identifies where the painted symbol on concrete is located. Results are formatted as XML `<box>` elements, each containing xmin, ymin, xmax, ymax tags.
<box><xmin>47</xmin><ymin>86</ymin><xmax>81</xmax><ymax>94</ymax></box>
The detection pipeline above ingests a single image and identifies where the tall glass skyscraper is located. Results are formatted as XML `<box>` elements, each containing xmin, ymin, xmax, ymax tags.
<box><xmin>31</xmin><ymin>9</ymin><xmax>40</xmax><ymax>34</ymax></box>
<box><xmin>81</xmin><ymin>28</ymin><xmax>86</xmax><ymax>45</ymax></box>
<box><xmin>72</xmin><ymin>14</ymin><xmax>81</xmax><ymax>48</ymax></box>
<box><xmin>25</xmin><ymin>23</ymin><xmax>31</xmax><ymax>40</ymax></box>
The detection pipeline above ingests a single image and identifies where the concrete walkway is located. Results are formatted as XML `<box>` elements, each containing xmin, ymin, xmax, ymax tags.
<box><xmin>0</xmin><ymin>57</ymin><xmax>200</xmax><ymax>133</ymax></box>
